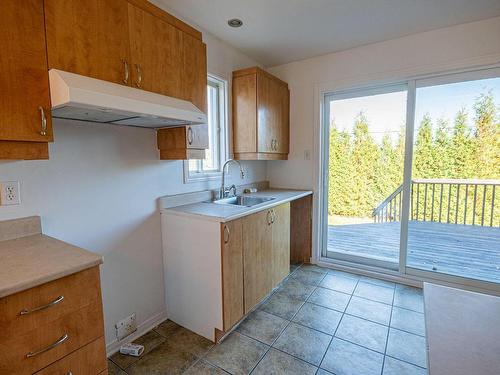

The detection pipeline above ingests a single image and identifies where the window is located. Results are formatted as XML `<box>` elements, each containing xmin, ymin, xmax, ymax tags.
<box><xmin>184</xmin><ymin>75</ymin><xmax>227</xmax><ymax>182</ymax></box>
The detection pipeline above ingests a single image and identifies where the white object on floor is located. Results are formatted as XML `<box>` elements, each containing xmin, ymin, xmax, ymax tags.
<box><xmin>119</xmin><ymin>343</ymin><xmax>144</xmax><ymax>357</ymax></box>
<box><xmin>424</xmin><ymin>283</ymin><xmax>500</xmax><ymax>375</ymax></box>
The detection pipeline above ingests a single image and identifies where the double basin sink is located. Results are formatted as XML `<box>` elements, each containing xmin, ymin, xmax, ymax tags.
<box><xmin>212</xmin><ymin>195</ymin><xmax>275</xmax><ymax>208</ymax></box>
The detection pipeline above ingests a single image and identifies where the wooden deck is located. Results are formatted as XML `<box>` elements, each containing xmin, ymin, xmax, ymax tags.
<box><xmin>328</xmin><ymin>221</ymin><xmax>500</xmax><ymax>283</ymax></box>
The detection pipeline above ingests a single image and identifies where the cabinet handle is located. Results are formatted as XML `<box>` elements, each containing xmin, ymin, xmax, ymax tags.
<box><xmin>271</xmin><ymin>209</ymin><xmax>276</xmax><ymax>224</ymax></box>
<box><xmin>38</xmin><ymin>106</ymin><xmax>47</xmax><ymax>136</ymax></box>
<box><xmin>26</xmin><ymin>333</ymin><xmax>68</xmax><ymax>358</ymax></box>
<box><xmin>267</xmin><ymin>210</ymin><xmax>272</xmax><ymax>225</ymax></box>
<box><xmin>224</xmin><ymin>225</ymin><xmax>230</xmax><ymax>244</ymax></box>
<box><xmin>187</xmin><ymin>127</ymin><xmax>194</xmax><ymax>145</ymax></box>
<box><xmin>271</xmin><ymin>139</ymin><xmax>275</xmax><ymax>151</ymax></box>
<box><xmin>20</xmin><ymin>295</ymin><xmax>64</xmax><ymax>315</ymax></box>
<box><xmin>122</xmin><ymin>59</ymin><xmax>129</xmax><ymax>84</ymax></box>
<box><xmin>135</xmin><ymin>64</ymin><xmax>142</xmax><ymax>88</ymax></box>
<box><xmin>275</xmin><ymin>139</ymin><xmax>278</xmax><ymax>150</ymax></box>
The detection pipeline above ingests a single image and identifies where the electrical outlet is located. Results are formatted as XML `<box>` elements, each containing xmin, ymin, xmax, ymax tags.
<box><xmin>0</xmin><ymin>181</ymin><xmax>20</xmax><ymax>206</ymax></box>
<box><xmin>115</xmin><ymin>313</ymin><xmax>137</xmax><ymax>341</ymax></box>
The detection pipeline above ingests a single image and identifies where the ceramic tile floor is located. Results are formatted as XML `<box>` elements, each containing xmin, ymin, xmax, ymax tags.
<box><xmin>108</xmin><ymin>264</ymin><xmax>427</xmax><ymax>375</ymax></box>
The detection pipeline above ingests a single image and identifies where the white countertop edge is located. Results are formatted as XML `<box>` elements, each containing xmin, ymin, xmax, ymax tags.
<box><xmin>161</xmin><ymin>190</ymin><xmax>313</xmax><ymax>223</ymax></box>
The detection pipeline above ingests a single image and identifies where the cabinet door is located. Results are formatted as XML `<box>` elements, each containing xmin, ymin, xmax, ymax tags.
<box><xmin>182</xmin><ymin>34</ymin><xmax>208</xmax><ymax>113</ymax></box>
<box><xmin>128</xmin><ymin>3</ymin><xmax>183</xmax><ymax>97</ymax></box>
<box><xmin>221</xmin><ymin>220</ymin><xmax>244</xmax><ymax>331</ymax></box>
<box><xmin>271</xmin><ymin>204</ymin><xmax>291</xmax><ymax>287</ymax></box>
<box><xmin>0</xmin><ymin>0</ymin><xmax>53</xmax><ymax>143</ymax></box>
<box><xmin>44</xmin><ymin>0</ymin><xmax>130</xmax><ymax>86</ymax></box>
<box><xmin>276</xmin><ymin>84</ymin><xmax>290</xmax><ymax>154</ymax></box>
<box><xmin>257</xmin><ymin>73</ymin><xmax>282</xmax><ymax>153</ymax></box>
<box><xmin>243</xmin><ymin>210</ymin><xmax>273</xmax><ymax>313</ymax></box>
<box><xmin>186</xmin><ymin>125</ymin><xmax>209</xmax><ymax>149</ymax></box>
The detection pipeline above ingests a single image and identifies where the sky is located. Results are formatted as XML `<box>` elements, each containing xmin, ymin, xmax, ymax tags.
<box><xmin>329</xmin><ymin>76</ymin><xmax>500</xmax><ymax>144</ymax></box>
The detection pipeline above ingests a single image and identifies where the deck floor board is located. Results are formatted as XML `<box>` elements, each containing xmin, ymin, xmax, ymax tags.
<box><xmin>327</xmin><ymin>221</ymin><xmax>500</xmax><ymax>283</ymax></box>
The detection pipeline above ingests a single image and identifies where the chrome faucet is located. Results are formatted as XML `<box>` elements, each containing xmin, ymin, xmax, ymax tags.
<box><xmin>219</xmin><ymin>159</ymin><xmax>245</xmax><ymax>199</ymax></box>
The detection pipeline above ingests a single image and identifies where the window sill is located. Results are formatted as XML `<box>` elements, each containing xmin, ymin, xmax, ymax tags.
<box><xmin>183</xmin><ymin>171</ymin><xmax>222</xmax><ymax>184</ymax></box>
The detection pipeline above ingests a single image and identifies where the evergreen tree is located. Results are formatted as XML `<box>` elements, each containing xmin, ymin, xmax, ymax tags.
<box><xmin>350</xmin><ymin>112</ymin><xmax>380</xmax><ymax>216</ymax></box>
<box><xmin>473</xmin><ymin>91</ymin><xmax>499</xmax><ymax>178</ymax></box>
<box><xmin>433</xmin><ymin>118</ymin><xmax>452</xmax><ymax>177</ymax></box>
<box><xmin>450</xmin><ymin>108</ymin><xmax>475</xmax><ymax>178</ymax></box>
<box><xmin>413</xmin><ymin>114</ymin><xmax>434</xmax><ymax>178</ymax></box>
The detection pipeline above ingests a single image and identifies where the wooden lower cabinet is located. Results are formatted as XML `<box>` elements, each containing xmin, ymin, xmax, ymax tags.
<box><xmin>34</xmin><ymin>337</ymin><xmax>107</xmax><ymax>374</ymax></box>
<box><xmin>271</xmin><ymin>204</ymin><xmax>291</xmax><ymax>286</ymax></box>
<box><xmin>242</xmin><ymin>209</ymin><xmax>273</xmax><ymax>314</ymax></box>
<box><xmin>0</xmin><ymin>266</ymin><xmax>106</xmax><ymax>375</ymax></box>
<box><xmin>221</xmin><ymin>220</ymin><xmax>244</xmax><ymax>330</ymax></box>
<box><xmin>223</xmin><ymin>203</ymin><xmax>291</xmax><ymax>321</ymax></box>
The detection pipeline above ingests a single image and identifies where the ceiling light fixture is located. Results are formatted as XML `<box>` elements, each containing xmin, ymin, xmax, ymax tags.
<box><xmin>228</xmin><ymin>18</ymin><xmax>243</xmax><ymax>28</ymax></box>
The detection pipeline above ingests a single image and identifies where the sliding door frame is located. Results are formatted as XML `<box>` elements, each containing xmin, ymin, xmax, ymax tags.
<box><xmin>321</xmin><ymin>83</ymin><xmax>410</xmax><ymax>271</ymax></box>
<box><xmin>318</xmin><ymin>64</ymin><xmax>500</xmax><ymax>293</ymax></box>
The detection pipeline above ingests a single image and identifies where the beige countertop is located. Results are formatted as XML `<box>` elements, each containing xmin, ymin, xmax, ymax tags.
<box><xmin>161</xmin><ymin>189</ymin><xmax>312</xmax><ymax>223</ymax></box>
<box><xmin>424</xmin><ymin>283</ymin><xmax>500</xmax><ymax>375</ymax></box>
<box><xmin>0</xmin><ymin>216</ymin><xmax>103</xmax><ymax>298</ymax></box>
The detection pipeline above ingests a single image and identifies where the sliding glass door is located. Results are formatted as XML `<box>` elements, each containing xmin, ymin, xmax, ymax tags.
<box><xmin>321</xmin><ymin>67</ymin><xmax>500</xmax><ymax>287</ymax></box>
<box><xmin>406</xmin><ymin>74</ymin><xmax>500</xmax><ymax>284</ymax></box>
<box><xmin>323</xmin><ymin>85</ymin><xmax>408</xmax><ymax>269</ymax></box>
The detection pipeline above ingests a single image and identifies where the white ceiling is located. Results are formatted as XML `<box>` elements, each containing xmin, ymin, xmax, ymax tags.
<box><xmin>157</xmin><ymin>0</ymin><xmax>500</xmax><ymax>67</ymax></box>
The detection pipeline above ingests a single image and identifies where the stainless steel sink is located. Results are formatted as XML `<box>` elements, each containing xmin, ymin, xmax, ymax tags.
<box><xmin>213</xmin><ymin>195</ymin><xmax>275</xmax><ymax>207</ymax></box>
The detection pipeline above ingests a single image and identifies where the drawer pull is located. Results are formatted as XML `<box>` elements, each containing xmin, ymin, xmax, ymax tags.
<box><xmin>26</xmin><ymin>333</ymin><xmax>68</xmax><ymax>358</ymax></box>
<box><xmin>20</xmin><ymin>295</ymin><xmax>64</xmax><ymax>315</ymax></box>
<box><xmin>224</xmin><ymin>225</ymin><xmax>230</xmax><ymax>244</ymax></box>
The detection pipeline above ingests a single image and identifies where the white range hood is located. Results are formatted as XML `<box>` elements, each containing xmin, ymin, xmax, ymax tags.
<box><xmin>49</xmin><ymin>69</ymin><xmax>207</xmax><ymax>128</ymax></box>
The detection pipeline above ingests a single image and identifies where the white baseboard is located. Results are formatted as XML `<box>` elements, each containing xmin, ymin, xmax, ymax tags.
<box><xmin>106</xmin><ymin>310</ymin><xmax>168</xmax><ymax>357</ymax></box>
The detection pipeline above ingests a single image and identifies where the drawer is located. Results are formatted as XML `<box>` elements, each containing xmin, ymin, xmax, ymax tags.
<box><xmin>0</xmin><ymin>267</ymin><xmax>101</xmax><ymax>336</ymax></box>
<box><xmin>34</xmin><ymin>337</ymin><xmax>107</xmax><ymax>375</ymax></box>
<box><xmin>0</xmin><ymin>301</ymin><xmax>104</xmax><ymax>375</ymax></box>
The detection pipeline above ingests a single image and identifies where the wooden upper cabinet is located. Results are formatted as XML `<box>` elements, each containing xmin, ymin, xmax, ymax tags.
<box><xmin>232</xmin><ymin>67</ymin><xmax>290</xmax><ymax>160</ymax></box>
<box><xmin>157</xmin><ymin>125</ymin><xmax>208</xmax><ymax>160</ymax></box>
<box><xmin>182</xmin><ymin>34</ymin><xmax>208</xmax><ymax>113</ymax></box>
<box><xmin>0</xmin><ymin>0</ymin><xmax>52</xmax><ymax>160</ymax></box>
<box><xmin>44</xmin><ymin>0</ymin><xmax>131</xmax><ymax>86</ymax></box>
<box><xmin>128</xmin><ymin>3</ymin><xmax>183</xmax><ymax>97</ymax></box>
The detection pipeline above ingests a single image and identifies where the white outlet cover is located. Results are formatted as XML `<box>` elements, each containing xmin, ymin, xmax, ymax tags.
<box><xmin>0</xmin><ymin>181</ymin><xmax>20</xmax><ymax>205</ymax></box>
<box><xmin>115</xmin><ymin>313</ymin><xmax>137</xmax><ymax>341</ymax></box>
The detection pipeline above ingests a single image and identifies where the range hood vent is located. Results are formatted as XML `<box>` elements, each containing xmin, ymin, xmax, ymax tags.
<box><xmin>49</xmin><ymin>69</ymin><xmax>207</xmax><ymax>128</ymax></box>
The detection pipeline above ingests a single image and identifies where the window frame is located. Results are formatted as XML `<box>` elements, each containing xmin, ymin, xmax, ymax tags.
<box><xmin>183</xmin><ymin>74</ymin><xmax>228</xmax><ymax>183</ymax></box>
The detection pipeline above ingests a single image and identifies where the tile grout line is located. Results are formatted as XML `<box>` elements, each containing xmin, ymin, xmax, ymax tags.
<box><xmin>316</xmin><ymin>276</ymin><xmax>360</xmax><ymax>373</ymax></box>
<box><xmin>247</xmin><ymin>264</ymin><xmax>327</xmax><ymax>374</ymax></box>
<box><xmin>379</xmin><ymin>281</ymin><xmax>396</xmax><ymax>375</ymax></box>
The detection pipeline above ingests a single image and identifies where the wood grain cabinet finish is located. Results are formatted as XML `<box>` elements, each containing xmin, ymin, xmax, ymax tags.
<box><xmin>0</xmin><ymin>0</ymin><xmax>52</xmax><ymax>160</ymax></box>
<box><xmin>242</xmin><ymin>209</ymin><xmax>273</xmax><ymax>313</ymax></box>
<box><xmin>0</xmin><ymin>266</ymin><xmax>106</xmax><ymax>375</ymax></box>
<box><xmin>33</xmin><ymin>338</ymin><xmax>107</xmax><ymax>375</ymax></box>
<box><xmin>44</xmin><ymin>0</ymin><xmax>131</xmax><ymax>86</ymax></box>
<box><xmin>240</xmin><ymin>203</ymin><xmax>290</xmax><ymax>314</ymax></box>
<box><xmin>221</xmin><ymin>220</ymin><xmax>244</xmax><ymax>330</ymax></box>
<box><xmin>271</xmin><ymin>203</ymin><xmax>291</xmax><ymax>286</ymax></box>
<box><xmin>232</xmin><ymin>67</ymin><xmax>290</xmax><ymax>160</ymax></box>
<box><xmin>127</xmin><ymin>2</ymin><xmax>183</xmax><ymax>96</ymax></box>
<box><xmin>157</xmin><ymin>124</ymin><xmax>208</xmax><ymax>160</ymax></box>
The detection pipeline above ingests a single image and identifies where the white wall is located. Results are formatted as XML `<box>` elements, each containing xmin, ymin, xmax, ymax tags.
<box><xmin>0</xmin><ymin>28</ymin><xmax>263</xmax><ymax>349</ymax></box>
<box><xmin>266</xmin><ymin>17</ymin><xmax>500</xmax><ymax>259</ymax></box>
